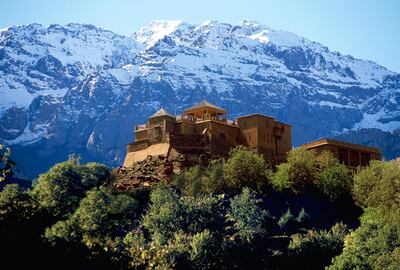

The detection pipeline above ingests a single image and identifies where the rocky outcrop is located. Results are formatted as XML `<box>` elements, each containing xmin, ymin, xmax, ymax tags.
<box><xmin>114</xmin><ymin>149</ymin><xmax>215</xmax><ymax>191</ymax></box>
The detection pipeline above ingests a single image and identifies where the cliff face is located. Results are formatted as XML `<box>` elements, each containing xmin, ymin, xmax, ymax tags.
<box><xmin>1</xmin><ymin>21</ymin><xmax>399</xmax><ymax>178</ymax></box>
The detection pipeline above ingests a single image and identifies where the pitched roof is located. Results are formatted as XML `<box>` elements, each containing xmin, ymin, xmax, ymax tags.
<box><xmin>184</xmin><ymin>100</ymin><xmax>226</xmax><ymax>114</ymax></box>
<box><xmin>149</xmin><ymin>108</ymin><xmax>175</xmax><ymax>118</ymax></box>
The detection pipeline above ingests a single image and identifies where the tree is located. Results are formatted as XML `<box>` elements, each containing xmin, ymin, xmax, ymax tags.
<box><xmin>328</xmin><ymin>208</ymin><xmax>400</xmax><ymax>270</ymax></box>
<box><xmin>352</xmin><ymin>160</ymin><xmax>400</xmax><ymax>209</ymax></box>
<box><xmin>189</xmin><ymin>229</ymin><xmax>222</xmax><ymax>270</ymax></box>
<box><xmin>142</xmin><ymin>187</ymin><xmax>223</xmax><ymax>245</ymax></box>
<box><xmin>31</xmin><ymin>156</ymin><xmax>110</xmax><ymax>217</ymax></box>
<box><xmin>277</xmin><ymin>207</ymin><xmax>295</xmax><ymax>229</ymax></box>
<box><xmin>224</xmin><ymin>146</ymin><xmax>271</xmax><ymax>192</ymax></box>
<box><xmin>0</xmin><ymin>184</ymin><xmax>38</xmax><ymax>228</ymax></box>
<box><xmin>296</xmin><ymin>207</ymin><xmax>310</xmax><ymax>225</ymax></box>
<box><xmin>45</xmin><ymin>187</ymin><xmax>138</xmax><ymax>248</ymax></box>
<box><xmin>173</xmin><ymin>165</ymin><xmax>204</xmax><ymax>196</ymax></box>
<box><xmin>227</xmin><ymin>187</ymin><xmax>269</xmax><ymax>243</ymax></box>
<box><xmin>272</xmin><ymin>147</ymin><xmax>317</xmax><ymax>193</ymax></box>
<box><xmin>202</xmin><ymin>159</ymin><xmax>225</xmax><ymax>194</ymax></box>
<box><xmin>0</xmin><ymin>144</ymin><xmax>15</xmax><ymax>182</ymax></box>
<box><xmin>315</xmin><ymin>151</ymin><xmax>353</xmax><ymax>201</ymax></box>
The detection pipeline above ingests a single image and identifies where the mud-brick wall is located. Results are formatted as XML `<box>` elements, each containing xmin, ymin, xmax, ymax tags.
<box><xmin>127</xmin><ymin>141</ymin><xmax>149</xmax><ymax>153</ymax></box>
<box><xmin>168</xmin><ymin>133</ymin><xmax>209</xmax><ymax>148</ymax></box>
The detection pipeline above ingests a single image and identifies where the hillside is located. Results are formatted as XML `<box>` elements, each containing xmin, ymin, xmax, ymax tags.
<box><xmin>1</xmin><ymin>20</ymin><xmax>399</xmax><ymax>178</ymax></box>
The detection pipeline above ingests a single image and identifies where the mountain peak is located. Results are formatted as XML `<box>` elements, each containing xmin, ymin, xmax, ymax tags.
<box><xmin>132</xmin><ymin>20</ymin><xmax>187</xmax><ymax>47</ymax></box>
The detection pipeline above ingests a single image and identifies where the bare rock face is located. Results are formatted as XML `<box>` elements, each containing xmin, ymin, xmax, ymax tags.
<box><xmin>0</xmin><ymin>107</ymin><xmax>28</xmax><ymax>140</ymax></box>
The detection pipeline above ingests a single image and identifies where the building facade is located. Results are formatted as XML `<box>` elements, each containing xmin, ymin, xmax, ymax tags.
<box><xmin>123</xmin><ymin>100</ymin><xmax>292</xmax><ymax>167</ymax></box>
<box><xmin>302</xmin><ymin>139</ymin><xmax>381</xmax><ymax>167</ymax></box>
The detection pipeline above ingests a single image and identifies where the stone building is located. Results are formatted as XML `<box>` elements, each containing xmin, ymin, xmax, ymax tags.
<box><xmin>123</xmin><ymin>100</ymin><xmax>292</xmax><ymax>167</ymax></box>
<box><xmin>302</xmin><ymin>139</ymin><xmax>381</xmax><ymax>167</ymax></box>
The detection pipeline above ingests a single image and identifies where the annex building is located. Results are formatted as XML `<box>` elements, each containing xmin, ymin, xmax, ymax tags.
<box><xmin>123</xmin><ymin>100</ymin><xmax>292</xmax><ymax>167</ymax></box>
<box><xmin>302</xmin><ymin>139</ymin><xmax>381</xmax><ymax>167</ymax></box>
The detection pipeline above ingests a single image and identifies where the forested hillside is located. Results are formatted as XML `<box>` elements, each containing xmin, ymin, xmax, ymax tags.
<box><xmin>0</xmin><ymin>144</ymin><xmax>399</xmax><ymax>269</ymax></box>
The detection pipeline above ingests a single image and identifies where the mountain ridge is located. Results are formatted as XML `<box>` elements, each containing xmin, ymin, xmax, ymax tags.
<box><xmin>0</xmin><ymin>20</ymin><xmax>399</xmax><ymax>178</ymax></box>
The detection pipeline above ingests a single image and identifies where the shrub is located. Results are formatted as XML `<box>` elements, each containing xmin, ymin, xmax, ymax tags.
<box><xmin>272</xmin><ymin>147</ymin><xmax>317</xmax><ymax>193</ymax></box>
<box><xmin>224</xmin><ymin>146</ymin><xmax>271</xmax><ymax>192</ymax></box>
<box><xmin>227</xmin><ymin>187</ymin><xmax>269</xmax><ymax>242</ymax></box>
<box><xmin>289</xmin><ymin>223</ymin><xmax>348</xmax><ymax>269</ymax></box>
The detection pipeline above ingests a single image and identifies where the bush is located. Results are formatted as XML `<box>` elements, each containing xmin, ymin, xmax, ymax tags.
<box><xmin>224</xmin><ymin>146</ymin><xmax>271</xmax><ymax>192</ymax></box>
<box><xmin>227</xmin><ymin>187</ymin><xmax>269</xmax><ymax>242</ymax></box>
<box><xmin>289</xmin><ymin>223</ymin><xmax>348</xmax><ymax>269</ymax></box>
<box><xmin>272</xmin><ymin>147</ymin><xmax>317</xmax><ymax>193</ymax></box>
<box><xmin>352</xmin><ymin>160</ymin><xmax>400</xmax><ymax>209</ymax></box>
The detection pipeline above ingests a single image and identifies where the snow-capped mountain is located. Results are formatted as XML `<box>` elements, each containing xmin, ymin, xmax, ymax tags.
<box><xmin>1</xmin><ymin>20</ymin><xmax>399</xmax><ymax>178</ymax></box>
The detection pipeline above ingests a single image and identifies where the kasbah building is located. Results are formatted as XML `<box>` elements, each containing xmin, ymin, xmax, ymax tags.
<box><xmin>123</xmin><ymin>100</ymin><xmax>381</xmax><ymax>169</ymax></box>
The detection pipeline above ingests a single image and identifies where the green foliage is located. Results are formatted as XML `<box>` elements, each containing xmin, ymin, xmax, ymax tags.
<box><xmin>315</xmin><ymin>151</ymin><xmax>353</xmax><ymax>201</ymax></box>
<box><xmin>224</xmin><ymin>146</ymin><xmax>271</xmax><ymax>192</ymax></box>
<box><xmin>278</xmin><ymin>207</ymin><xmax>295</xmax><ymax>229</ymax></box>
<box><xmin>329</xmin><ymin>208</ymin><xmax>400</xmax><ymax>270</ymax></box>
<box><xmin>142</xmin><ymin>187</ymin><xmax>222</xmax><ymax>244</ymax></box>
<box><xmin>0</xmin><ymin>144</ymin><xmax>15</xmax><ymax>182</ymax></box>
<box><xmin>353</xmin><ymin>159</ymin><xmax>400</xmax><ymax>209</ymax></box>
<box><xmin>0</xmin><ymin>184</ymin><xmax>38</xmax><ymax>226</ymax></box>
<box><xmin>227</xmin><ymin>187</ymin><xmax>269</xmax><ymax>242</ymax></box>
<box><xmin>31</xmin><ymin>156</ymin><xmax>110</xmax><ymax>217</ymax></box>
<box><xmin>173</xmin><ymin>165</ymin><xmax>204</xmax><ymax>196</ymax></box>
<box><xmin>189</xmin><ymin>229</ymin><xmax>221</xmax><ymax>270</ymax></box>
<box><xmin>126</xmin><ymin>231</ymin><xmax>179</xmax><ymax>269</ymax></box>
<box><xmin>289</xmin><ymin>223</ymin><xmax>348</xmax><ymax>269</ymax></box>
<box><xmin>296</xmin><ymin>207</ymin><xmax>310</xmax><ymax>224</ymax></box>
<box><xmin>172</xmin><ymin>159</ymin><xmax>227</xmax><ymax>196</ymax></box>
<box><xmin>272</xmin><ymin>149</ymin><xmax>353</xmax><ymax>200</ymax></box>
<box><xmin>45</xmin><ymin>186</ymin><xmax>138</xmax><ymax>250</ymax></box>
<box><xmin>272</xmin><ymin>147</ymin><xmax>317</xmax><ymax>193</ymax></box>
<box><xmin>202</xmin><ymin>159</ymin><xmax>225</xmax><ymax>194</ymax></box>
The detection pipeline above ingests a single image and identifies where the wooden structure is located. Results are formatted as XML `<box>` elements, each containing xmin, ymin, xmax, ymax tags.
<box><xmin>302</xmin><ymin>139</ymin><xmax>381</xmax><ymax>167</ymax></box>
<box><xmin>124</xmin><ymin>100</ymin><xmax>292</xmax><ymax>167</ymax></box>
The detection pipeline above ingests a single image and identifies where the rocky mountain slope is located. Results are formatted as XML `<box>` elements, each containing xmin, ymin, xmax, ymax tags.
<box><xmin>1</xmin><ymin>20</ymin><xmax>399</xmax><ymax>178</ymax></box>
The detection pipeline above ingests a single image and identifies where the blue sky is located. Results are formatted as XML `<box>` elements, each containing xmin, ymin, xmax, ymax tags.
<box><xmin>2</xmin><ymin>0</ymin><xmax>400</xmax><ymax>72</ymax></box>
